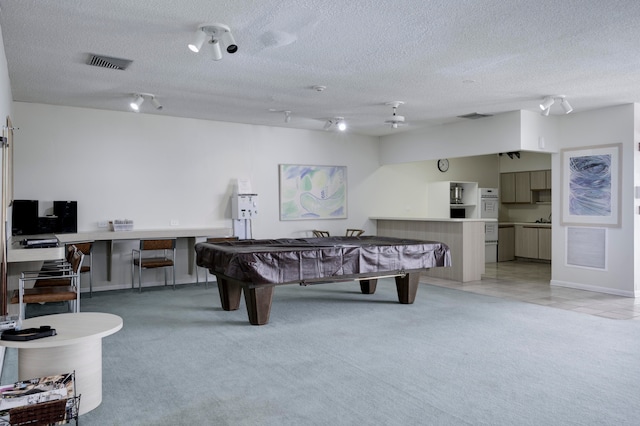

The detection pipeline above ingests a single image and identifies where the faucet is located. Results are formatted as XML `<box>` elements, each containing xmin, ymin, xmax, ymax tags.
<box><xmin>548</xmin><ymin>213</ymin><xmax>552</xmax><ymax>223</ymax></box>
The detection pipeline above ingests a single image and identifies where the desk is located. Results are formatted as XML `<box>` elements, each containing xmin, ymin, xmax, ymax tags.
<box><xmin>196</xmin><ymin>236</ymin><xmax>451</xmax><ymax>325</ymax></box>
<box><xmin>0</xmin><ymin>312</ymin><xmax>123</xmax><ymax>415</ymax></box>
<box><xmin>9</xmin><ymin>228</ymin><xmax>232</xmax><ymax>281</ymax></box>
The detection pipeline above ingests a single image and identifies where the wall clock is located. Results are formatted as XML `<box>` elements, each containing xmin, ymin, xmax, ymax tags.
<box><xmin>437</xmin><ymin>159</ymin><xmax>449</xmax><ymax>172</ymax></box>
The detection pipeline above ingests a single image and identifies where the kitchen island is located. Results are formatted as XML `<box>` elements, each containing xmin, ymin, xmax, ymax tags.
<box><xmin>372</xmin><ymin>217</ymin><xmax>492</xmax><ymax>282</ymax></box>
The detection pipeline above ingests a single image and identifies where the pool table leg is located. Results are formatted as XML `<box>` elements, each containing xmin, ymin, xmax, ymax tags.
<box><xmin>215</xmin><ymin>276</ymin><xmax>242</xmax><ymax>311</ymax></box>
<box><xmin>396</xmin><ymin>272</ymin><xmax>419</xmax><ymax>304</ymax></box>
<box><xmin>359</xmin><ymin>279</ymin><xmax>378</xmax><ymax>294</ymax></box>
<box><xmin>244</xmin><ymin>286</ymin><xmax>275</xmax><ymax>325</ymax></box>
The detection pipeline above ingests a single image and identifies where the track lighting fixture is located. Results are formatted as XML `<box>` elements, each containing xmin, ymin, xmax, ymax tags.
<box><xmin>284</xmin><ymin>111</ymin><xmax>291</xmax><ymax>123</ymax></box>
<box><xmin>188</xmin><ymin>23</ymin><xmax>238</xmax><ymax>60</ymax></box>
<box><xmin>323</xmin><ymin>117</ymin><xmax>347</xmax><ymax>131</ymax></box>
<box><xmin>129</xmin><ymin>93</ymin><xmax>162</xmax><ymax>112</ymax></box>
<box><xmin>539</xmin><ymin>95</ymin><xmax>573</xmax><ymax>116</ymax></box>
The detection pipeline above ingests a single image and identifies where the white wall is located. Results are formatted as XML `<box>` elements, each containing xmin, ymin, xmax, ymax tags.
<box><xmin>369</xmin><ymin>155</ymin><xmax>499</xmax><ymax>217</ymax></box>
<box><xmin>11</xmin><ymin>102</ymin><xmax>381</xmax><ymax>290</ymax></box>
<box><xmin>551</xmin><ymin>104</ymin><xmax>637</xmax><ymax>297</ymax></box>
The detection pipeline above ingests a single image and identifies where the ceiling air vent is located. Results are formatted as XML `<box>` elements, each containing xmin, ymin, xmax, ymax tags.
<box><xmin>457</xmin><ymin>112</ymin><xmax>493</xmax><ymax>119</ymax></box>
<box><xmin>86</xmin><ymin>54</ymin><xmax>133</xmax><ymax>71</ymax></box>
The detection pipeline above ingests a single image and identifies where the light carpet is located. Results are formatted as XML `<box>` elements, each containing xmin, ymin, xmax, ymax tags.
<box><xmin>3</xmin><ymin>279</ymin><xmax>640</xmax><ymax>425</ymax></box>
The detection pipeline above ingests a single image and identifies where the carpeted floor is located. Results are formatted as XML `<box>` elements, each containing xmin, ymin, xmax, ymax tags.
<box><xmin>3</xmin><ymin>279</ymin><xmax>640</xmax><ymax>425</ymax></box>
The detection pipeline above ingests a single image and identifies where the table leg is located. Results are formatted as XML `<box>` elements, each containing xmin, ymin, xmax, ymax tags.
<box><xmin>216</xmin><ymin>276</ymin><xmax>242</xmax><ymax>311</ymax></box>
<box><xmin>243</xmin><ymin>286</ymin><xmax>274</xmax><ymax>325</ymax></box>
<box><xmin>359</xmin><ymin>279</ymin><xmax>378</xmax><ymax>294</ymax></box>
<box><xmin>395</xmin><ymin>272</ymin><xmax>419</xmax><ymax>304</ymax></box>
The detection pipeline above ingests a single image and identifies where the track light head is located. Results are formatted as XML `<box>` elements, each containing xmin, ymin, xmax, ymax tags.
<box><xmin>188</xmin><ymin>29</ymin><xmax>207</xmax><ymax>53</ymax></box>
<box><xmin>222</xmin><ymin>30</ymin><xmax>238</xmax><ymax>53</ymax></box>
<box><xmin>284</xmin><ymin>111</ymin><xmax>291</xmax><ymax>123</ymax></box>
<box><xmin>561</xmin><ymin>98</ymin><xmax>573</xmax><ymax>114</ymax></box>
<box><xmin>130</xmin><ymin>94</ymin><xmax>144</xmax><ymax>111</ymax></box>
<box><xmin>209</xmin><ymin>38</ymin><xmax>223</xmax><ymax>61</ymax></box>
<box><xmin>150</xmin><ymin>96</ymin><xmax>163</xmax><ymax>111</ymax></box>
<box><xmin>539</xmin><ymin>97</ymin><xmax>554</xmax><ymax>111</ymax></box>
<box><xmin>337</xmin><ymin>120</ymin><xmax>347</xmax><ymax>131</ymax></box>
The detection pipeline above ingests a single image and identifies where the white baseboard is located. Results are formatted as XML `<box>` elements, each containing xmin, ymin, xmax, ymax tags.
<box><xmin>551</xmin><ymin>279</ymin><xmax>637</xmax><ymax>298</ymax></box>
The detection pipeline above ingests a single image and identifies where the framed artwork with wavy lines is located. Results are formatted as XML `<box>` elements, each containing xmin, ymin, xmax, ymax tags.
<box><xmin>279</xmin><ymin>164</ymin><xmax>347</xmax><ymax>220</ymax></box>
<box><xmin>560</xmin><ymin>143</ymin><xmax>621</xmax><ymax>227</ymax></box>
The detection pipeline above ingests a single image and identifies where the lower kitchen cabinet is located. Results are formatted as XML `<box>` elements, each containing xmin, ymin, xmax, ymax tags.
<box><xmin>498</xmin><ymin>226</ymin><xmax>515</xmax><ymax>261</ymax></box>
<box><xmin>515</xmin><ymin>225</ymin><xmax>551</xmax><ymax>261</ymax></box>
<box><xmin>538</xmin><ymin>227</ymin><xmax>552</xmax><ymax>260</ymax></box>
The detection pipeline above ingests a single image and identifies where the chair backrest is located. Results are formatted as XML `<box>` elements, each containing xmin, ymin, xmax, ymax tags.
<box><xmin>345</xmin><ymin>229</ymin><xmax>364</xmax><ymax>237</ymax></box>
<box><xmin>312</xmin><ymin>230</ymin><xmax>330</xmax><ymax>237</ymax></box>
<box><xmin>69</xmin><ymin>249</ymin><xmax>85</xmax><ymax>275</ymax></box>
<box><xmin>70</xmin><ymin>241</ymin><xmax>92</xmax><ymax>255</ymax></box>
<box><xmin>140</xmin><ymin>239</ymin><xmax>176</xmax><ymax>251</ymax></box>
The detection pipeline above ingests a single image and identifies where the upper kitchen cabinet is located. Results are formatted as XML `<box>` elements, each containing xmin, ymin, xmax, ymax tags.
<box><xmin>530</xmin><ymin>170</ymin><xmax>551</xmax><ymax>190</ymax></box>
<box><xmin>427</xmin><ymin>181</ymin><xmax>478</xmax><ymax>218</ymax></box>
<box><xmin>500</xmin><ymin>172</ymin><xmax>531</xmax><ymax>203</ymax></box>
<box><xmin>530</xmin><ymin>169</ymin><xmax>552</xmax><ymax>204</ymax></box>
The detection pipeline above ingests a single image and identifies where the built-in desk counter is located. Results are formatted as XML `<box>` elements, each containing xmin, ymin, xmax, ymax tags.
<box><xmin>10</xmin><ymin>227</ymin><xmax>232</xmax><ymax>280</ymax></box>
<box><xmin>371</xmin><ymin>217</ymin><xmax>493</xmax><ymax>282</ymax></box>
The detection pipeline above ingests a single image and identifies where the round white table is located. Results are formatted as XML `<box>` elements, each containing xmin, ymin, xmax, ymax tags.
<box><xmin>0</xmin><ymin>312</ymin><xmax>123</xmax><ymax>415</ymax></box>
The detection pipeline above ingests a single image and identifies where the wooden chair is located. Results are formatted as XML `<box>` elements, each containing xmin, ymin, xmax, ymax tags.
<box><xmin>345</xmin><ymin>229</ymin><xmax>364</xmax><ymax>236</ymax></box>
<box><xmin>11</xmin><ymin>247</ymin><xmax>84</xmax><ymax>321</ymax></box>
<box><xmin>312</xmin><ymin>230</ymin><xmax>330</xmax><ymax>237</ymax></box>
<box><xmin>132</xmin><ymin>239</ymin><xmax>176</xmax><ymax>292</ymax></box>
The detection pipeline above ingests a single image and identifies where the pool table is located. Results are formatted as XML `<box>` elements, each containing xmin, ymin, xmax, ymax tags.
<box><xmin>195</xmin><ymin>236</ymin><xmax>451</xmax><ymax>325</ymax></box>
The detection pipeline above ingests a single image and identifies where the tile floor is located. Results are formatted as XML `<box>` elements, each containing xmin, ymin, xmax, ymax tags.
<box><xmin>422</xmin><ymin>260</ymin><xmax>640</xmax><ymax>320</ymax></box>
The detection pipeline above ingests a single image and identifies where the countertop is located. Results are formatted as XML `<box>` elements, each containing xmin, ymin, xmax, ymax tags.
<box><xmin>499</xmin><ymin>222</ymin><xmax>552</xmax><ymax>227</ymax></box>
<box><xmin>371</xmin><ymin>217</ymin><xmax>497</xmax><ymax>222</ymax></box>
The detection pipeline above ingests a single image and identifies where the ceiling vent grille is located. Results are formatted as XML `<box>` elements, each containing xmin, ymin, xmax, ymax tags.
<box><xmin>86</xmin><ymin>54</ymin><xmax>133</xmax><ymax>71</ymax></box>
<box><xmin>457</xmin><ymin>112</ymin><xmax>493</xmax><ymax>119</ymax></box>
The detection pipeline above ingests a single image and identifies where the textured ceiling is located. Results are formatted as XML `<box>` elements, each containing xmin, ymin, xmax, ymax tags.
<box><xmin>1</xmin><ymin>0</ymin><xmax>640</xmax><ymax>136</ymax></box>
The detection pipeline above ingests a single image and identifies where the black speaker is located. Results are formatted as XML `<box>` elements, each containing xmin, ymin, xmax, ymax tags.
<box><xmin>53</xmin><ymin>201</ymin><xmax>77</xmax><ymax>233</ymax></box>
<box><xmin>12</xmin><ymin>200</ymin><xmax>39</xmax><ymax>236</ymax></box>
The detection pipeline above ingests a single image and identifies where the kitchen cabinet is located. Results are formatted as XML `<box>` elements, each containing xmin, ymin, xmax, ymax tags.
<box><xmin>530</xmin><ymin>170</ymin><xmax>551</xmax><ymax>190</ymax></box>
<box><xmin>515</xmin><ymin>225</ymin><xmax>551</xmax><ymax>260</ymax></box>
<box><xmin>500</xmin><ymin>172</ymin><xmax>531</xmax><ymax>203</ymax></box>
<box><xmin>498</xmin><ymin>225</ymin><xmax>515</xmax><ymax>261</ymax></box>
<box><xmin>538</xmin><ymin>227</ymin><xmax>552</xmax><ymax>260</ymax></box>
<box><xmin>427</xmin><ymin>181</ymin><xmax>478</xmax><ymax>218</ymax></box>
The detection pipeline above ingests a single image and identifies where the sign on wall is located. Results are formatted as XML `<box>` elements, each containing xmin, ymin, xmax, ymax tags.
<box><xmin>279</xmin><ymin>164</ymin><xmax>347</xmax><ymax>220</ymax></box>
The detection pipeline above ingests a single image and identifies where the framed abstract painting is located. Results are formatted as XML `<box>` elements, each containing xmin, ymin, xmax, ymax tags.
<box><xmin>279</xmin><ymin>164</ymin><xmax>347</xmax><ymax>220</ymax></box>
<box><xmin>560</xmin><ymin>143</ymin><xmax>621</xmax><ymax>227</ymax></box>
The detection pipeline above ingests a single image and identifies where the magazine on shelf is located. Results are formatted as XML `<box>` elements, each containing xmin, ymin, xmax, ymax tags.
<box><xmin>0</xmin><ymin>372</ymin><xmax>78</xmax><ymax>422</ymax></box>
